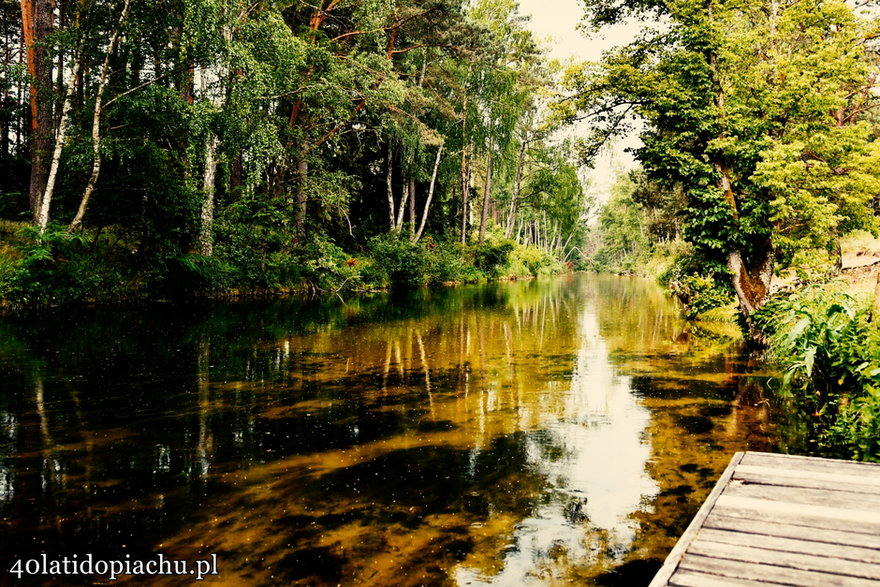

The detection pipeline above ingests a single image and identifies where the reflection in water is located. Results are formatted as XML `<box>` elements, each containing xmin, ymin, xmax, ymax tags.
<box><xmin>455</xmin><ymin>303</ymin><xmax>657</xmax><ymax>585</ymax></box>
<box><xmin>0</xmin><ymin>275</ymin><xmax>779</xmax><ymax>585</ymax></box>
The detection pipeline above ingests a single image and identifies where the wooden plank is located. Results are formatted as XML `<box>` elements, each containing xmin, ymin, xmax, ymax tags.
<box><xmin>740</xmin><ymin>452</ymin><xmax>880</xmax><ymax>477</ymax></box>
<box><xmin>668</xmin><ymin>568</ymin><xmax>766</xmax><ymax>587</ymax></box>
<box><xmin>733</xmin><ymin>464</ymin><xmax>880</xmax><ymax>493</ymax></box>
<box><xmin>654</xmin><ymin>452</ymin><xmax>880</xmax><ymax>586</ymax></box>
<box><xmin>678</xmin><ymin>553</ymin><xmax>880</xmax><ymax>587</ymax></box>
<box><xmin>704</xmin><ymin>513</ymin><xmax>880</xmax><ymax>550</ymax></box>
<box><xmin>713</xmin><ymin>494</ymin><xmax>880</xmax><ymax>530</ymax></box>
<box><xmin>724</xmin><ymin>479</ymin><xmax>880</xmax><ymax>513</ymax></box>
<box><xmin>647</xmin><ymin>451</ymin><xmax>744</xmax><ymax>587</ymax></box>
<box><xmin>696</xmin><ymin>527</ymin><xmax>880</xmax><ymax>565</ymax></box>
<box><xmin>687</xmin><ymin>539</ymin><xmax>880</xmax><ymax>579</ymax></box>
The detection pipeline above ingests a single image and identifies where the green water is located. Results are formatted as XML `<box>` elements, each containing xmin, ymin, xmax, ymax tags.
<box><xmin>0</xmin><ymin>274</ymin><xmax>779</xmax><ymax>585</ymax></box>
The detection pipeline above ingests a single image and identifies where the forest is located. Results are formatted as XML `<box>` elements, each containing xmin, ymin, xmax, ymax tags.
<box><xmin>4</xmin><ymin>0</ymin><xmax>880</xmax><ymax>460</ymax></box>
<box><xmin>0</xmin><ymin>0</ymin><xmax>587</xmax><ymax>304</ymax></box>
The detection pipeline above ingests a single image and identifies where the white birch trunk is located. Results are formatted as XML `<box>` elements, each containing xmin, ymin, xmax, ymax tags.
<box><xmin>196</xmin><ymin>50</ymin><xmax>226</xmax><ymax>256</ymax></box>
<box><xmin>67</xmin><ymin>0</ymin><xmax>130</xmax><ymax>233</ymax></box>
<box><xmin>395</xmin><ymin>177</ymin><xmax>409</xmax><ymax>232</ymax></box>
<box><xmin>38</xmin><ymin>56</ymin><xmax>80</xmax><ymax>231</ymax></box>
<box><xmin>414</xmin><ymin>143</ymin><xmax>443</xmax><ymax>243</ymax></box>
<box><xmin>386</xmin><ymin>147</ymin><xmax>396</xmax><ymax>231</ymax></box>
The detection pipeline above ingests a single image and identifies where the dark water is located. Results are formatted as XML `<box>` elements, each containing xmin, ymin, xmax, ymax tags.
<box><xmin>0</xmin><ymin>274</ymin><xmax>779</xmax><ymax>585</ymax></box>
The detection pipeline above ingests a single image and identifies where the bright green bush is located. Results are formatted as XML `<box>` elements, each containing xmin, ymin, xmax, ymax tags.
<box><xmin>423</xmin><ymin>239</ymin><xmax>484</xmax><ymax>285</ymax></box>
<box><xmin>369</xmin><ymin>233</ymin><xmax>427</xmax><ymax>288</ymax></box>
<box><xmin>297</xmin><ymin>234</ymin><xmax>364</xmax><ymax>293</ymax></box>
<box><xmin>660</xmin><ymin>257</ymin><xmax>734</xmax><ymax>319</ymax></box>
<box><xmin>474</xmin><ymin>240</ymin><xmax>514</xmax><ymax>275</ymax></box>
<box><xmin>669</xmin><ymin>274</ymin><xmax>732</xmax><ymax>320</ymax></box>
<box><xmin>213</xmin><ymin>198</ymin><xmax>302</xmax><ymax>289</ymax></box>
<box><xmin>756</xmin><ymin>286</ymin><xmax>880</xmax><ymax>462</ymax></box>
<box><xmin>506</xmin><ymin>245</ymin><xmax>564</xmax><ymax>277</ymax></box>
<box><xmin>0</xmin><ymin>225</ymin><xmax>141</xmax><ymax>305</ymax></box>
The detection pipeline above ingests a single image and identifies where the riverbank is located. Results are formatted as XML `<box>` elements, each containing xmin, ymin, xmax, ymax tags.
<box><xmin>0</xmin><ymin>221</ymin><xmax>569</xmax><ymax>308</ymax></box>
<box><xmin>586</xmin><ymin>228</ymin><xmax>880</xmax><ymax>463</ymax></box>
<box><xmin>755</xmin><ymin>262</ymin><xmax>880</xmax><ymax>463</ymax></box>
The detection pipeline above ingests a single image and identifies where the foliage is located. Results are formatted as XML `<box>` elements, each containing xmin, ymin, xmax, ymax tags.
<box><xmin>163</xmin><ymin>254</ymin><xmax>235</xmax><ymax>296</ymax></box>
<box><xmin>506</xmin><ymin>245</ymin><xmax>563</xmax><ymax>278</ymax></box>
<box><xmin>0</xmin><ymin>224</ymin><xmax>131</xmax><ymax>306</ymax></box>
<box><xmin>567</xmin><ymin>0</ymin><xmax>880</xmax><ymax>329</ymax></box>
<box><xmin>666</xmin><ymin>272</ymin><xmax>733</xmax><ymax>321</ymax></box>
<box><xmin>423</xmin><ymin>239</ymin><xmax>485</xmax><ymax>285</ymax></box>
<box><xmin>755</xmin><ymin>286</ymin><xmax>880</xmax><ymax>461</ymax></box>
<box><xmin>212</xmin><ymin>195</ymin><xmax>301</xmax><ymax>289</ymax></box>
<box><xmin>591</xmin><ymin>174</ymin><xmax>651</xmax><ymax>273</ymax></box>
<box><xmin>0</xmin><ymin>0</ymin><xmax>587</xmax><ymax>306</ymax></box>
<box><xmin>369</xmin><ymin>233</ymin><xmax>428</xmax><ymax>289</ymax></box>
<box><xmin>588</xmin><ymin>171</ymin><xmax>687</xmax><ymax>278</ymax></box>
<box><xmin>298</xmin><ymin>234</ymin><xmax>364</xmax><ymax>294</ymax></box>
<box><xmin>473</xmin><ymin>228</ymin><xmax>515</xmax><ymax>276</ymax></box>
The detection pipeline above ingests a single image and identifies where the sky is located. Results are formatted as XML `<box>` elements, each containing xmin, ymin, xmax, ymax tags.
<box><xmin>516</xmin><ymin>0</ymin><xmax>638</xmax><ymax>62</ymax></box>
<box><xmin>515</xmin><ymin>0</ymin><xmax>644</xmax><ymax>205</ymax></box>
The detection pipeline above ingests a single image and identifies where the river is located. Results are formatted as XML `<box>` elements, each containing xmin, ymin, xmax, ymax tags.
<box><xmin>0</xmin><ymin>274</ymin><xmax>779</xmax><ymax>585</ymax></box>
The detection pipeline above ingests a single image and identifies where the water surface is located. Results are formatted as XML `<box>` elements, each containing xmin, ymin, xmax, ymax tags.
<box><xmin>0</xmin><ymin>274</ymin><xmax>778</xmax><ymax>585</ymax></box>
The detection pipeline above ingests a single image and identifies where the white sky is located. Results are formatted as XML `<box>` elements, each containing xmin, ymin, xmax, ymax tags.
<box><xmin>516</xmin><ymin>0</ymin><xmax>644</xmax><ymax>206</ymax></box>
<box><xmin>516</xmin><ymin>0</ymin><xmax>639</xmax><ymax>62</ymax></box>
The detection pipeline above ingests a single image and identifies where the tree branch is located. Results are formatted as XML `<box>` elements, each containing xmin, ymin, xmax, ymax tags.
<box><xmin>314</xmin><ymin>98</ymin><xmax>366</xmax><ymax>147</ymax></box>
<box><xmin>392</xmin><ymin>43</ymin><xmax>425</xmax><ymax>55</ymax></box>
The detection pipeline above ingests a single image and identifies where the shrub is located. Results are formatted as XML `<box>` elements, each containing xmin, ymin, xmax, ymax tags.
<box><xmin>755</xmin><ymin>286</ymin><xmax>880</xmax><ymax>461</ymax></box>
<box><xmin>506</xmin><ymin>245</ymin><xmax>564</xmax><ymax>277</ymax></box>
<box><xmin>213</xmin><ymin>197</ymin><xmax>302</xmax><ymax>289</ymax></box>
<box><xmin>668</xmin><ymin>274</ymin><xmax>733</xmax><ymax>319</ymax></box>
<box><xmin>423</xmin><ymin>239</ymin><xmax>484</xmax><ymax>285</ymax></box>
<box><xmin>369</xmin><ymin>233</ymin><xmax>426</xmax><ymax>288</ymax></box>
<box><xmin>164</xmin><ymin>254</ymin><xmax>235</xmax><ymax>296</ymax></box>
<box><xmin>0</xmin><ymin>224</ymin><xmax>97</xmax><ymax>305</ymax></box>
<box><xmin>474</xmin><ymin>240</ymin><xmax>514</xmax><ymax>275</ymax></box>
<box><xmin>660</xmin><ymin>256</ymin><xmax>734</xmax><ymax>319</ymax></box>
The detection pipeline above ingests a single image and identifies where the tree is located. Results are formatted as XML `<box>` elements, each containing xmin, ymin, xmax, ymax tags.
<box><xmin>20</xmin><ymin>0</ymin><xmax>55</xmax><ymax>218</ymax></box>
<box><xmin>568</xmin><ymin>0</ymin><xmax>880</xmax><ymax>339</ymax></box>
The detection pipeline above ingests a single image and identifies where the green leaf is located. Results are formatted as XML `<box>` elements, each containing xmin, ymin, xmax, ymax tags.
<box><xmin>785</xmin><ymin>317</ymin><xmax>811</xmax><ymax>346</ymax></box>
<box><xmin>804</xmin><ymin>347</ymin><xmax>817</xmax><ymax>378</ymax></box>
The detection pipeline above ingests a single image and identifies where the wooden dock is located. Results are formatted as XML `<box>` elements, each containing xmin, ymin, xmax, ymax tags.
<box><xmin>650</xmin><ymin>451</ymin><xmax>880</xmax><ymax>586</ymax></box>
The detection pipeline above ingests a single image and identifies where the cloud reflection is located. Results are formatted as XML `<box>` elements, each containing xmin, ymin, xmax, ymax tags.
<box><xmin>455</xmin><ymin>301</ymin><xmax>657</xmax><ymax>584</ymax></box>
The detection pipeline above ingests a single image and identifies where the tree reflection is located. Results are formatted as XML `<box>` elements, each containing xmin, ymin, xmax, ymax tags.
<box><xmin>0</xmin><ymin>276</ymin><xmax>781</xmax><ymax>584</ymax></box>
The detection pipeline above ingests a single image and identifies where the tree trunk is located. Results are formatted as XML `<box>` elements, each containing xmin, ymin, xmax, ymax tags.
<box><xmin>712</xmin><ymin>156</ymin><xmax>772</xmax><ymax>342</ymax></box>
<box><xmin>39</xmin><ymin>55</ymin><xmax>80</xmax><ymax>231</ymax></box>
<box><xmin>414</xmin><ymin>143</ymin><xmax>443</xmax><ymax>243</ymax></box>
<box><xmin>504</xmin><ymin>140</ymin><xmax>529</xmax><ymax>238</ymax></box>
<box><xmin>1</xmin><ymin>10</ymin><xmax>9</xmax><ymax>159</ymax></box>
<box><xmin>394</xmin><ymin>172</ymin><xmax>409</xmax><ymax>233</ymax></box>
<box><xmin>196</xmin><ymin>19</ymin><xmax>230</xmax><ymax>256</ymax></box>
<box><xmin>478</xmin><ymin>152</ymin><xmax>492</xmax><ymax>243</ymax></box>
<box><xmin>294</xmin><ymin>148</ymin><xmax>309</xmax><ymax>238</ymax></box>
<box><xmin>407</xmin><ymin>177</ymin><xmax>416</xmax><ymax>236</ymax></box>
<box><xmin>460</xmin><ymin>148</ymin><xmax>469</xmax><ymax>244</ymax></box>
<box><xmin>199</xmin><ymin>135</ymin><xmax>217</xmax><ymax>256</ymax></box>
<box><xmin>728</xmin><ymin>248</ymin><xmax>773</xmax><ymax>324</ymax></box>
<box><xmin>67</xmin><ymin>0</ymin><xmax>130</xmax><ymax>233</ymax></box>
<box><xmin>460</xmin><ymin>90</ymin><xmax>469</xmax><ymax>245</ymax></box>
<box><xmin>22</xmin><ymin>0</ymin><xmax>55</xmax><ymax>220</ymax></box>
<box><xmin>386</xmin><ymin>146</ymin><xmax>396</xmax><ymax>231</ymax></box>
<box><xmin>229</xmin><ymin>155</ymin><xmax>242</xmax><ymax>194</ymax></box>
